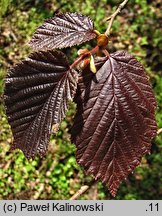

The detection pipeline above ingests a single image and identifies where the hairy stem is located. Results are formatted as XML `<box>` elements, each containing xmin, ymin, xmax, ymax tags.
<box><xmin>105</xmin><ymin>0</ymin><xmax>129</xmax><ymax>36</ymax></box>
<box><xmin>70</xmin><ymin>45</ymin><xmax>99</xmax><ymax>69</ymax></box>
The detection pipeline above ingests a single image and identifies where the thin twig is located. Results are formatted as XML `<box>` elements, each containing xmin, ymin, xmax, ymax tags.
<box><xmin>157</xmin><ymin>128</ymin><xmax>162</xmax><ymax>135</ymax></box>
<box><xmin>70</xmin><ymin>180</ymin><xmax>96</xmax><ymax>200</ymax></box>
<box><xmin>70</xmin><ymin>185</ymin><xmax>89</xmax><ymax>200</ymax></box>
<box><xmin>105</xmin><ymin>0</ymin><xmax>129</xmax><ymax>36</ymax></box>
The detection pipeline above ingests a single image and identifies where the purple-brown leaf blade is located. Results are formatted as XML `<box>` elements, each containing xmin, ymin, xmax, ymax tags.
<box><xmin>4</xmin><ymin>50</ymin><xmax>78</xmax><ymax>159</ymax></box>
<box><xmin>29</xmin><ymin>12</ymin><xmax>96</xmax><ymax>50</ymax></box>
<box><xmin>71</xmin><ymin>51</ymin><xmax>157</xmax><ymax>196</ymax></box>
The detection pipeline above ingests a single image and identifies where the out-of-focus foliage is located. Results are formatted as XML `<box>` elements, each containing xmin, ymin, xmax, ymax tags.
<box><xmin>0</xmin><ymin>0</ymin><xmax>162</xmax><ymax>199</ymax></box>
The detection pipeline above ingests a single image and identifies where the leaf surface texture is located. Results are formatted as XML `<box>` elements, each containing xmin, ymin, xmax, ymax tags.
<box><xmin>4</xmin><ymin>50</ymin><xmax>78</xmax><ymax>159</ymax></box>
<box><xmin>71</xmin><ymin>51</ymin><xmax>157</xmax><ymax>196</ymax></box>
<box><xmin>30</xmin><ymin>12</ymin><xmax>96</xmax><ymax>50</ymax></box>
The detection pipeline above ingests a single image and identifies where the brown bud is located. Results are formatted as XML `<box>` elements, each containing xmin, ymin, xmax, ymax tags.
<box><xmin>97</xmin><ymin>34</ymin><xmax>109</xmax><ymax>47</ymax></box>
<box><xmin>77</xmin><ymin>48</ymin><xmax>89</xmax><ymax>56</ymax></box>
<box><xmin>79</xmin><ymin>58</ymin><xmax>90</xmax><ymax>69</ymax></box>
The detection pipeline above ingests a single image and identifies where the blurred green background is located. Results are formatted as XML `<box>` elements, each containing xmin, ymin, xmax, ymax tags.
<box><xmin>0</xmin><ymin>0</ymin><xmax>162</xmax><ymax>200</ymax></box>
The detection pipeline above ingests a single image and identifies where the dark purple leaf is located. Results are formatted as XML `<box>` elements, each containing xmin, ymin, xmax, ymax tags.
<box><xmin>4</xmin><ymin>50</ymin><xmax>78</xmax><ymax>159</ymax></box>
<box><xmin>71</xmin><ymin>50</ymin><xmax>157</xmax><ymax>196</ymax></box>
<box><xmin>29</xmin><ymin>12</ymin><xmax>96</xmax><ymax>50</ymax></box>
